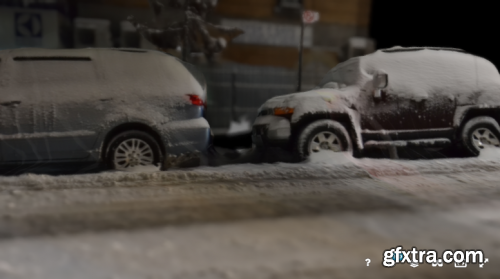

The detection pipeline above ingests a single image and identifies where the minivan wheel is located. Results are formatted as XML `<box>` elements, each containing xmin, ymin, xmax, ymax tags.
<box><xmin>461</xmin><ymin>116</ymin><xmax>500</xmax><ymax>157</ymax></box>
<box><xmin>106</xmin><ymin>130</ymin><xmax>162</xmax><ymax>170</ymax></box>
<box><xmin>294</xmin><ymin>119</ymin><xmax>352</xmax><ymax>161</ymax></box>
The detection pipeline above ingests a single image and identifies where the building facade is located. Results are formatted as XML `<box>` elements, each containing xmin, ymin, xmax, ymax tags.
<box><xmin>214</xmin><ymin>0</ymin><xmax>374</xmax><ymax>70</ymax></box>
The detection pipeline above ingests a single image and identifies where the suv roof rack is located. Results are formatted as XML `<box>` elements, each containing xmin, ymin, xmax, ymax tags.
<box><xmin>381</xmin><ymin>47</ymin><xmax>466</xmax><ymax>53</ymax></box>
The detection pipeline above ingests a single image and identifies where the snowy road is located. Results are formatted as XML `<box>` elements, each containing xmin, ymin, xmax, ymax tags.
<box><xmin>2</xmin><ymin>152</ymin><xmax>500</xmax><ymax>236</ymax></box>
<box><xmin>1</xmin><ymin>151</ymin><xmax>500</xmax><ymax>278</ymax></box>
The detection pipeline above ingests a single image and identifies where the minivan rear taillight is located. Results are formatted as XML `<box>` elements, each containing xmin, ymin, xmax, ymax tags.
<box><xmin>187</xmin><ymin>94</ymin><xmax>204</xmax><ymax>106</ymax></box>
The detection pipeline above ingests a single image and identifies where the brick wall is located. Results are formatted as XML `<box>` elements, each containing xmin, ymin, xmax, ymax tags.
<box><xmin>215</xmin><ymin>0</ymin><xmax>372</xmax><ymax>27</ymax></box>
<box><xmin>215</xmin><ymin>0</ymin><xmax>276</xmax><ymax>19</ymax></box>
<box><xmin>79</xmin><ymin>0</ymin><xmax>149</xmax><ymax>8</ymax></box>
<box><xmin>304</xmin><ymin>0</ymin><xmax>372</xmax><ymax>27</ymax></box>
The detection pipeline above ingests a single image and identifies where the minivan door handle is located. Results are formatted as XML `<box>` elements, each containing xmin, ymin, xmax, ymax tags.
<box><xmin>0</xmin><ymin>101</ymin><xmax>21</xmax><ymax>108</ymax></box>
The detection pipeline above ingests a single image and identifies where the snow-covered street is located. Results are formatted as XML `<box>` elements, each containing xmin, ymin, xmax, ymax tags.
<box><xmin>1</xmin><ymin>202</ymin><xmax>500</xmax><ymax>279</ymax></box>
<box><xmin>1</xmin><ymin>150</ymin><xmax>500</xmax><ymax>278</ymax></box>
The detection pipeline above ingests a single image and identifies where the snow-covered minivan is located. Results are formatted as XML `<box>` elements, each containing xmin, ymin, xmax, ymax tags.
<box><xmin>0</xmin><ymin>48</ymin><xmax>210</xmax><ymax>171</ymax></box>
<box><xmin>253</xmin><ymin>46</ymin><xmax>500</xmax><ymax>160</ymax></box>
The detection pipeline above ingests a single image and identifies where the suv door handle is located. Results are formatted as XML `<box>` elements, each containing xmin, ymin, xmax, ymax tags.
<box><xmin>0</xmin><ymin>101</ymin><xmax>21</xmax><ymax>108</ymax></box>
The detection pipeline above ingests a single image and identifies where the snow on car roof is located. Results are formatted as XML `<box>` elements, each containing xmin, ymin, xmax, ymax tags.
<box><xmin>0</xmin><ymin>47</ymin><xmax>205</xmax><ymax>104</ymax></box>
<box><xmin>380</xmin><ymin>46</ymin><xmax>466</xmax><ymax>53</ymax></box>
<box><xmin>0</xmin><ymin>47</ymin><xmax>166</xmax><ymax>58</ymax></box>
<box><xmin>358</xmin><ymin>46</ymin><xmax>500</xmax><ymax>103</ymax></box>
<box><xmin>360</xmin><ymin>46</ymin><xmax>498</xmax><ymax>77</ymax></box>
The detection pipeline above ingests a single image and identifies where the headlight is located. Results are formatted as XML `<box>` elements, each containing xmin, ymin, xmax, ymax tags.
<box><xmin>274</xmin><ymin>107</ymin><xmax>294</xmax><ymax>117</ymax></box>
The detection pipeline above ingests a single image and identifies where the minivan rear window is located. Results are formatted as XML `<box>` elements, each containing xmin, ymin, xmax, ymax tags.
<box><xmin>13</xmin><ymin>57</ymin><xmax>92</xmax><ymax>61</ymax></box>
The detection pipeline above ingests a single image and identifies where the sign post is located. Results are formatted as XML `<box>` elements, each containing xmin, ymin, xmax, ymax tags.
<box><xmin>297</xmin><ymin>10</ymin><xmax>319</xmax><ymax>92</ymax></box>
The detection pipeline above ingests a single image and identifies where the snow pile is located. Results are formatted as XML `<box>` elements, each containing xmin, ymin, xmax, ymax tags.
<box><xmin>478</xmin><ymin>146</ymin><xmax>500</xmax><ymax>161</ymax></box>
<box><xmin>112</xmin><ymin>165</ymin><xmax>161</xmax><ymax>173</ymax></box>
<box><xmin>227</xmin><ymin>117</ymin><xmax>252</xmax><ymax>135</ymax></box>
<box><xmin>0</xmin><ymin>159</ymin><xmax>369</xmax><ymax>191</ymax></box>
<box><xmin>307</xmin><ymin>150</ymin><xmax>356</xmax><ymax>166</ymax></box>
<box><xmin>356</xmin><ymin>156</ymin><xmax>500</xmax><ymax>178</ymax></box>
<box><xmin>3</xmin><ymin>147</ymin><xmax>500</xmax><ymax>190</ymax></box>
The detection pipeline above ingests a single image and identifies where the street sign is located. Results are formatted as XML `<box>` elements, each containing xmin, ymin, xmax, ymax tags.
<box><xmin>302</xmin><ymin>10</ymin><xmax>320</xmax><ymax>24</ymax></box>
<box><xmin>15</xmin><ymin>12</ymin><xmax>42</xmax><ymax>38</ymax></box>
<box><xmin>297</xmin><ymin>10</ymin><xmax>319</xmax><ymax>92</ymax></box>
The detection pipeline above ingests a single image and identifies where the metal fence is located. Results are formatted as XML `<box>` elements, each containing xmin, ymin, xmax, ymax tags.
<box><xmin>199</xmin><ymin>64</ymin><xmax>326</xmax><ymax>135</ymax></box>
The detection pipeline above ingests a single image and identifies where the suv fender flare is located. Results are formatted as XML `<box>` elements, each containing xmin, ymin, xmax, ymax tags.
<box><xmin>292</xmin><ymin>108</ymin><xmax>364</xmax><ymax>151</ymax></box>
<box><xmin>453</xmin><ymin>105</ymin><xmax>475</xmax><ymax>127</ymax></box>
<box><xmin>454</xmin><ymin>105</ymin><xmax>500</xmax><ymax>132</ymax></box>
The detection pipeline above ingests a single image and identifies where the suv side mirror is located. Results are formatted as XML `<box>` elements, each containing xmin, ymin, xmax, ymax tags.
<box><xmin>373</xmin><ymin>73</ymin><xmax>388</xmax><ymax>99</ymax></box>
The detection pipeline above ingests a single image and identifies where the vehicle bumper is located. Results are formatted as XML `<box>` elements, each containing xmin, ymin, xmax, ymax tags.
<box><xmin>162</xmin><ymin>118</ymin><xmax>211</xmax><ymax>156</ymax></box>
<box><xmin>252</xmin><ymin>115</ymin><xmax>291</xmax><ymax>148</ymax></box>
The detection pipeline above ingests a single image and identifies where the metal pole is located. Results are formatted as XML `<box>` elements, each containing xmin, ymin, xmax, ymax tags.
<box><xmin>231</xmin><ymin>69</ymin><xmax>237</xmax><ymax>121</ymax></box>
<box><xmin>147</xmin><ymin>0</ymin><xmax>158</xmax><ymax>21</ymax></box>
<box><xmin>297</xmin><ymin>11</ymin><xmax>304</xmax><ymax>92</ymax></box>
<box><xmin>182</xmin><ymin>1</ymin><xmax>190</xmax><ymax>62</ymax></box>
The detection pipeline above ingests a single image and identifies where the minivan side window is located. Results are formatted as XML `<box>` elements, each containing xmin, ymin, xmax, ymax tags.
<box><xmin>13</xmin><ymin>56</ymin><xmax>92</xmax><ymax>61</ymax></box>
<box><xmin>12</xmin><ymin>56</ymin><xmax>98</xmax><ymax>86</ymax></box>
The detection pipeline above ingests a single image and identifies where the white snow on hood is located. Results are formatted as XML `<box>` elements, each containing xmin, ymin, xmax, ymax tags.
<box><xmin>259</xmin><ymin>87</ymin><xmax>359</xmax><ymax>123</ymax></box>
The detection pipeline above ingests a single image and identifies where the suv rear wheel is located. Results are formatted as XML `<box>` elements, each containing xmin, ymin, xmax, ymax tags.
<box><xmin>106</xmin><ymin>130</ymin><xmax>162</xmax><ymax>170</ymax></box>
<box><xmin>294</xmin><ymin>119</ymin><xmax>352</xmax><ymax>161</ymax></box>
<box><xmin>461</xmin><ymin>116</ymin><xmax>500</xmax><ymax>157</ymax></box>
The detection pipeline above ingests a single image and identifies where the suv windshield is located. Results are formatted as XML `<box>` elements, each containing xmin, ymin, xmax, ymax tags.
<box><xmin>318</xmin><ymin>58</ymin><xmax>361</xmax><ymax>88</ymax></box>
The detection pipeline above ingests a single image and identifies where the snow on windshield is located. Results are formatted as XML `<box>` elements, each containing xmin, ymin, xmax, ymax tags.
<box><xmin>318</xmin><ymin>58</ymin><xmax>362</xmax><ymax>88</ymax></box>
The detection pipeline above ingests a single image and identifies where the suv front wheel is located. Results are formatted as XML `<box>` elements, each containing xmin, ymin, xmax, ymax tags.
<box><xmin>461</xmin><ymin>116</ymin><xmax>500</xmax><ymax>157</ymax></box>
<box><xmin>294</xmin><ymin>119</ymin><xmax>352</xmax><ymax>161</ymax></box>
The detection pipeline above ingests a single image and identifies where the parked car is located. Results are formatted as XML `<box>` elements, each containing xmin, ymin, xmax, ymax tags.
<box><xmin>252</xmin><ymin>46</ymin><xmax>500</xmax><ymax>160</ymax></box>
<box><xmin>0</xmin><ymin>48</ymin><xmax>211</xmax><ymax>171</ymax></box>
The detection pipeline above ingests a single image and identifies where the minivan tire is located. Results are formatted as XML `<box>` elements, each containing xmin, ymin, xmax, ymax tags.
<box><xmin>106</xmin><ymin>130</ymin><xmax>162</xmax><ymax>170</ymax></box>
<box><xmin>294</xmin><ymin>119</ymin><xmax>352</xmax><ymax>162</ymax></box>
<box><xmin>461</xmin><ymin>116</ymin><xmax>500</xmax><ymax>157</ymax></box>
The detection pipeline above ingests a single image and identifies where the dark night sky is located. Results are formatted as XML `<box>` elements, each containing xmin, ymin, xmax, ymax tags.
<box><xmin>370</xmin><ymin>1</ymin><xmax>500</xmax><ymax>68</ymax></box>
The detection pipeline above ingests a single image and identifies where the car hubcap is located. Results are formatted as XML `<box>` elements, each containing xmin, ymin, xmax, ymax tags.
<box><xmin>472</xmin><ymin>128</ymin><xmax>500</xmax><ymax>149</ymax></box>
<box><xmin>309</xmin><ymin>131</ymin><xmax>343</xmax><ymax>153</ymax></box>
<box><xmin>114</xmin><ymin>139</ymin><xmax>154</xmax><ymax>170</ymax></box>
